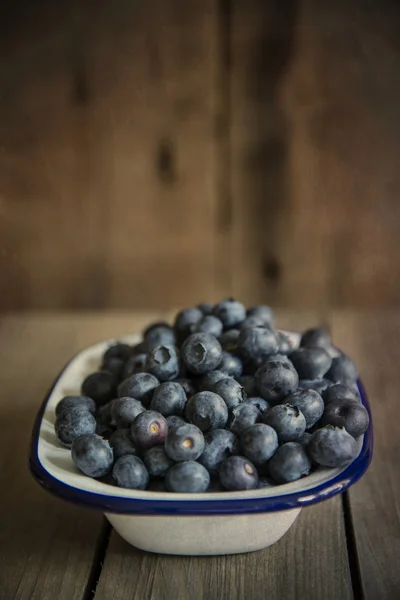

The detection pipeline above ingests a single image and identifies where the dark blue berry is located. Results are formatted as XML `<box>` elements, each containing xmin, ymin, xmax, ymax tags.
<box><xmin>123</xmin><ymin>353</ymin><xmax>147</xmax><ymax>379</ymax></box>
<box><xmin>269</xmin><ymin>442</ymin><xmax>311</xmax><ymax>483</ymax></box>
<box><xmin>238</xmin><ymin>326</ymin><xmax>279</xmax><ymax>362</ymax></box>
<box><xmin>164</xmin><ymin>423</ymin><xmax>205</xmax><ymax>461</ymax></box>
<box><xmin>166</xmin><ymin>461</ymin><xmax>210</xmax><ymax>493</ymax></box>
<box><xmin>308</xmin><ymin>425</ymin><xmax>358</xmax><ymax>467</ymax></box>
<box><xmin>276</xmin><ymin>331</ymin><xmax>297</xmax><ymax>355</ymax></box>
<box><xmin>145</xmin><ymin>345</ymin><xmax>179</xmax><ymax>381</ymax></box>
<box><xmin>181</xmin><ymin>333</ymin><xmax>222</xmax><ymax>375</ymax></box>
<box><xmin>290</xmin><ymin>347</ymin><xmax>332</xmax><ymax>380</ymax></box>
<box><xmin>281</xmin><ymin>389</ymin><xmax>324</xmax><ymax>428</ymax></box>
<box><xmin>213</xmin><ymin>299</ymin><xmax>246</xmax><ymax>329</ymax></box>
<box><xmin>193</xmin><ymin>315</ymin><xmax>223</xmax><ymax>337</ymax></box>
<box><xmin>118</xmin><ymin>373</ymin><xmax>159</xmax><ymax>407</ymax></box>
<box><xmin>198</xmin><ymin>429</ymin><xmax>240</xmax><ymax>474</ymax></box>
<box><xmin>143</xmin><ymin>446</ymin><xmax>175</xmax><ymax>478</ymax></box>
<box><xmin>300</xmin><ymin>328</ymin><xmax>331</xmax><ymax>349</ymax></box>
<box><xmin>185</xmin><ymin>391</ymin><xmax>228</xmax><ymax>431</ymax></box>
<box><xmin>199</xmin><ymin>370</ymin><xmax>230</xmax><ymax>391</ymax></box>
<box><xmin>109</xmin><ymin>428</ymin><xmax>138</xmax><ymax>460</ymax></box>
<box><xmin>111</xmin><ymin>397</ymin><xmax>145</xmax><ymax>428</ymax></box>
<box><xmin>322</xmin><ymin>401</ymin><xmax>369</xmax><ymax>438</ymax></box>
<box><xmin>71</xmin><ymin>433</ymin><xmax>114</xmax><ymax>478</ymax></box>
<box><xmin>212</xmin><ymin>378</ymin><xmax>246</xmax><ymax>409</ymax></box>
<box><xmin>245</xmin><ymin>397</ymin><xmax>270</xmax><ymax>416</ymax></box>
<box><xmin>326</xmin><ymin>353</ymin><xmax>358</xmax><ymax>384</ymax></box>
<box><xmin>101</xmin><ymin>357</ymin><xmax>125</xmax><ymax>378</ymax></box>
<box><xmin>56</xmin><ymin>395</ymin><xmax>96</xmax><ymax>417</ymax></box>
<box><xmin>297</xmin><ymin>432</ymin><xmax>312</xmax><ymax>449</ymax></box>
<box><xmin>246</xmin><ymin>305</ymin><xmax>274</xmax><ymax>327</ymax></box>
<box><xmin>81</xmin><ymin>371</ymin><xmax>117</xmax><ymax>406</ymax></box>
<box><xmin>130</xmin><ymin>410</ymin><xmax>167</xmax><ymax>450</ymax></box>
<box><xmin>166</xmin><ymin>415</ymin><xmax>186</xmax><ymax>431</ymax></box>
<box><xmin>219</xmin><ymin>456</ymin><xmax>259</xmax><ymax>490</ymax></box>
<box><xmin>241</xmin><ymin>423</ymin><xmax>278</xmax><ymax>465</ymax></box>
<box><xmin>103</xmin><ymin>343</ymin><xmax>132</xmax><ymax>363</ymax></box>
<box><xmin>218</xmin><ymin>352</ymin><xmax>243</xmax><ymax>378</ymax></box>
<box><xmin>197</xmin><ymin>302</ymin><xmax>214</xmax><ymax>315</ymax></box>
<box><xmin>55</xmin><ymin>407</ymin><xmax>97</xmax><ymax>447</ymax></box>
<box><xmin>112</xmin><ymin>455</ymin><xmax>149</xmax><ymax>489</ymax></box>
<box><xmin>264</xmin><ymin>404</ymin><xmax>306</xmax><ymax>442</ymax></box>
<box><xmin>174</xmin><ymin>308</ymin><xmax>203</xmax><ymax>343</ymax></box>
<box><xmin>174</xmin><ymin>377</ymin><xmax>197</xmax><ymax>398</ymax></box>
<box><xmin>322</xmin><ymin>383</ymin><xmax>360</xmax><ymax>406</ymax></box>
<box><xmin>150</xmin><ymin>382</ymin><xmax>187</xmax><ymax>417</ymax></box>
<box><xmin>144</xmin><ymin>322</ymin><xmax>175</xmax><ymax>352</ymax></box>
<box><xmin>219</xmin><ymin>329</ymin><xmax>240</xmax><ymax>352</ymax></box>
<box><xmin>299</xmin><ymin>378</ymin><xmax>332</xmax><ymax>395</ymax></box>
<box><xmin>237</xmin><ymin>375</ymin><xmax>258</xmax><ymax>397</ymax></box>
<box><xmin>228</xmin><ymin>403</ymin><xmax>261</xmax><ymax>435</ymax></box>
<box><xmin>255</xmin><ymin>359</ymin><xmax>299</xmax><ymax>402</ymax></box>
<box><xmin>239</xmin><ymin>315</ymin><xmax>267</xmax><ymax>330</ymax></box>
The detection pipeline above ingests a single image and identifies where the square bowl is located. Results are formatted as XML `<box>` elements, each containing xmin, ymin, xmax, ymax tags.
<box><xmin>29</xmin><ymin>332</ymin><xmax>373</xmax><ymax>555</ymax></box>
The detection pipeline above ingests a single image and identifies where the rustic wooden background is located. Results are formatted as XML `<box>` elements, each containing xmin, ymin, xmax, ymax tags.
<box><xmin>1</xmin><ymin>0</ymin><xmax>400</xmax><ymax>311</ymax></box>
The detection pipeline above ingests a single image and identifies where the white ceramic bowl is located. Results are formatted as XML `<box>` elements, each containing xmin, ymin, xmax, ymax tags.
<box><xmin>29</xmin><ymin>332</ymin><xmax>373</xmax><ymax>556</ymax></box>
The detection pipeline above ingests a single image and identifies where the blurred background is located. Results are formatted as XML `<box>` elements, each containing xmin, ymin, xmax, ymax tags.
<box><xmin>1</xmin><ymin>0</ymin><xmax>399</xmax><ymax>312</ymax></box>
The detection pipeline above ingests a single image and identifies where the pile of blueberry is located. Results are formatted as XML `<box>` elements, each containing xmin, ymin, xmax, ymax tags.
<box><xmin>54</xmin><ymin>300</ymin><xmax>369</xmax><ymax>493</ymax></box>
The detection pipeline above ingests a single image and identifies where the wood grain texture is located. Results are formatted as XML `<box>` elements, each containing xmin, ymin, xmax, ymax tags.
<box><xmin>230</xmin><ymin>0</ymin><xmax>400</xmax><ymax>308</ymax></box>
<box><xmin>331</xmin><ymin>311</ymin><xmax>400</xmax><ymax>600</ymax></box>
<box><xmin>0</xmin><ymin>1</ymin><xmax>225</xmax><ymax>310</ymax></box>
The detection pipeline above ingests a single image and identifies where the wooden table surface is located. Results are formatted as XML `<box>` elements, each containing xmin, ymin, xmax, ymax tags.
<box><xmin>0</xmin><ymin>310</ymin><xmax>398</xmax><ymax>600</ymax></box>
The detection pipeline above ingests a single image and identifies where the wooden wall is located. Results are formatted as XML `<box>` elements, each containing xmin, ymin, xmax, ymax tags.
<box><xmin>1</xmin><ymin>0</ymin><xmax>400</xmax><ymax>310</ymax></box>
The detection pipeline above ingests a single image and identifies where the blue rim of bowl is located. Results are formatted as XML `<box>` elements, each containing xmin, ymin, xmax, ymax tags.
<box><xmin>29</xmin><ymin>356</ymin><xmax>373</xmax><ymax>516</ymax></box>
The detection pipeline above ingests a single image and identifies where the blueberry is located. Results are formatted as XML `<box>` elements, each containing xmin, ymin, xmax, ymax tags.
<box><xmin>228</xmin><ymin>403</ymin><xmax>261</xmax><ymax>435</ymax></box>
<box><xmin>219</xmin><ymin>329</ymin><xmax>240</xmax><ymax>352</ymax></box>
<box><xmin>55</xmin><ymin>395</ymin><xmax>96</xmax><ymax>417</ymax></box>
<box><xmin>111</xmin><ymin>397</ymin><xmax>145</xmax><ymax>428</ymax></box>
<box><xmin>143</xmin><ymin>446</ymin><xmax>175</xmax><ymax>478</ymax></box>
<box><xmin>55</xmin><ymin>407</ymin><xmax>97</xmax><ymax>447</ymax></box>
<box><xmin>103</xmin><ymin>343</ymin><xmax>132</xmax><ymax>363</ymax></box>
<box><xmin>185</xmin><ymin>391</ymin><xmax>228</xmax><ymax>431</ymax></box>
<box><xmin>218</xmin><ymin>352</ymin><xmax>243</xmax><ymax>378</ymax></box>
<box><xmin>239</xmin><ymin>315</ymin><xmax>267</xmax><ymax>330</ymax></box>
<box><xmin>212</xmin><ymin>378</ymin><xmax>246</xmax><ymax>409</ymax></box>
<box><xmin>166</xmin><ymin>461</ymin><xmax>210</xmax><ymax>493</ymax></box>
<box><xmin>198</xmin><ymin>429</ymin><xmax>240</xmax><ymax>474</ymax></box>
<box><xmin>193</xmin><ymin>315</ymin><xmax>223</xmax><ymax>337</ymax></box>
<box><xmin>213</xmin><ymin>299</ymin><xmax>246</xmax><ymax>329</ymax></box>
<box><xmin>81</xmin><ymin>371</ymin><xmax>118</xmax><ymax>406</ymax></box>
<box><xmin>322</xmin><ymin>400</ymin><xmax>369</xmax><ymax>438</ymax></box>
<box><xmin>71</xmin><ymin>433</ymin><xmax>114</xmax><ymax>478</ymax></box>
<box><xmin>264</xmin><ymin>404</ymin><xmax>306</xmax><ymax>442</ymax></box>
<box><xmin>237</xmin><ymin>375</ymin><xmax>258</xmax><ymax>397</ymax></box>
<box><xmin>308</xmin><ymin>425</ymin><xmax>358</xmax><ymax>467</ymax></box>
<box><xmin>174</xmin><ymin>308</ymin><xmax>203</xmax><ymax>343</ymax></box>
<box><xmin>123</xmin><ymin>353</ymin><xmax>147</xmax><ymax>379</ymax></box>
<box><xmin>144</xmin><ymin>322</ymin><xmax>176</xmax><ymax>352</ymax></box>
<box><xmin>150</xmin><ymin>382</ymin><xmax>187</xmax><ymax>417</ymax></box>
<box><xmin>300</xmin><ymin>327</ymin><xmax>331</xmax><ymax>349</ymax></box>
<box><xmin>164</xmin><ymin>423</ymin><xmax>205</xmax><ymax>461</ymax></box>
<box><xmin>276</xmin><ymin>332</ymin><xmax>297</xmax><ymax>355</ymax></box>
<box><xmin>290</xmin><ymin>348</ymin><xmax>332</xmax><ymax>380</ymax></box>
<box><xmin>269</xmin><ymin>442</ymin><xmax>311</xmax><ymax>483</ymax></box>
<box><xmin>281</xmin><ymin>389</ymin><xmax>324</xmax><ymax>428</ymax></box>
<box><xmin>197</xmin><ymin>302</ymin><xmax>214</xmax><ymax>315</ymax></box>
<box><xmin>131</xmin><ymin>341</ymin><xmax>147</xmax><ymax>356</ymax></box>
<box><xmin>238</xmin><ymin>326</ymin><xmax>279</xmax><ymax>362</ymax></box>
<box><xmin>322</xmin><ymin>383</ymin><xmax>360</xmax><ymax>406</ymax></box>
<box><xmin>297</xmin><ymin>432</ymin><xmax>312</xmax><ymax>449</ymax></box>
<box><xmin>181</xmin><ymin>333</ymin><xmax>222</xmax><ymax>375</ymax></box>
<box><xmin>130</xmin><ymin>410</ymin><xmax>167</xmax><ymax>450</ymax></box>
<box><xmin>102</xmin><ymin>357</ymin><xmax>126</xmax><ymax>379</ymax></box>
<box><xmin>299</xmin><ymin>378</ymin><xmax>332</xmax><ymax>395</ymax></box>
<box><xmin>326</xmin><ymin>353</ymin><xmax>358</xmax><ymax>384</ymax></box>
<box><xmin>117</xmin><ymin>373</ymin><xmax>159</xmax><ymax>407</ymax></box>
<box><xmin>166</xmin><ymin>415</ymin><xmax>187</xmax><ymax>431</ymax></box>
<box><xmin>219</xmin><ymin>456</ymin><xmax>259</xmax><ymax>490</ymax></box>
<box><xmin>241</xmin><ymin>423</ymin><xmax>278</xmax><ymax>465</ymax></box>
<box><xmin>109</xmin><ymin>428</ymin><xmax>138</xmax><ymax>459</ymax></box>
<box><xmin>255</xmin><ymin>359</ymin><xmax>299</xmax><ymax>402</ymax></box>
<box><xmin>246</xmin><ymin>305</ymin><xmax>274</xmax><ymax>327</ymax></box>
<box><xmin>145</xmin><ymin>345</ymin><xmax>179</xmax><ymax>381</ymax></box>
<box><xmin>112</xmin><ymin>455</ymin><xmax>149</xmax><ymax>489</ymax></box>
<box><xmin>246</xmin><ymin>397</ymin><xmax>270</xmax><ymax>416</ymax></box>
<box><xmin>199</xmin><ymin>370</ymin><xmax>230</xmax><ymax>391</ymax></box>
<box><xmin>174</xmin><ymin>377</ymin><xmax>197</xmax><ymax>398</ymax></box>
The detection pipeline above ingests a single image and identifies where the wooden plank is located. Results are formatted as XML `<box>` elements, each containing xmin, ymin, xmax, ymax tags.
<box><xmin>94</xmin><ymin>310</ymin><xmax>353</xmax><ymax>600</ymax></box>
<box><xmin>230</xmin><ymin>0</ymin><xmax>400</xmax><ymax>308</ymax></box>
<box><xmin>331</xmin><ymin>311</ymin><xmax>400</xmax><ymax>600</ymax></box>
<box><xmin>0</xmin><ymin>311</ymin><xmax>171</xmax><ymax>600</ymax></box>
<box><xmin>0</xmin><ymin>1</ymin><xmax>225</xmax><ymax>310</ymax></box>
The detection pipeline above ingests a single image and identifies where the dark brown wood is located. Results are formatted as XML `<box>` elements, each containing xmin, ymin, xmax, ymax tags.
<box><xmin>230</xmin><ymin>0</ymin><xmax>400</xmax><ymax>308</ymax></box>
<box><xmin>331</xmin><ymin>311</ymin><xmax>400</xmax><ymax>600</ymax></box>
